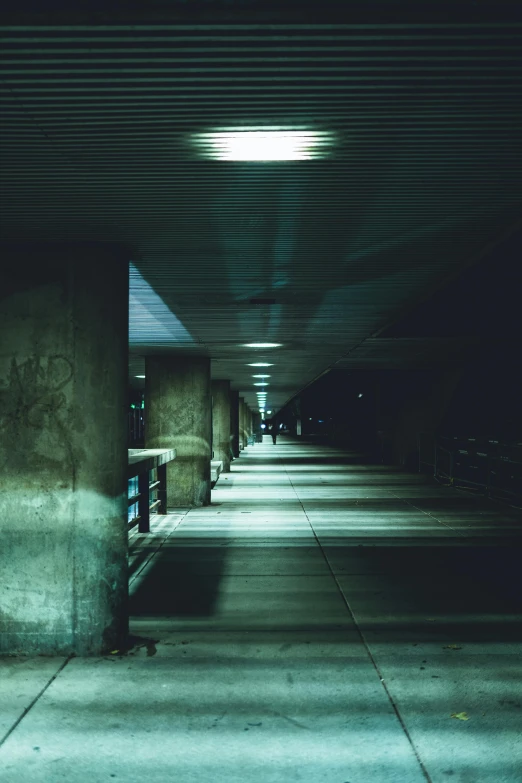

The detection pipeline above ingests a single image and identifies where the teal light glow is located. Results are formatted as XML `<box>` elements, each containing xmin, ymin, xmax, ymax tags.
<box><xmin>243</xmin><ymin>343</ymin><xmax>282</xmax><ymax>348</ymax></box>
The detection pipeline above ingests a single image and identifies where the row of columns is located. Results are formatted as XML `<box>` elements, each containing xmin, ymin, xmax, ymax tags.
<box><xmin>145</xmin><ymin>360</ymin><xmax>255</xmax><ymax>507</ymax></box>
<box><xmin>0</xmin><ymin>244</ymin><xmax>257</xmax><ymax>656</ymax></box>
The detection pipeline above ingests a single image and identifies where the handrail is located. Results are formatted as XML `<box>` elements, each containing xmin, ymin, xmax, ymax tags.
<box><xmin>128</xmin><ymin>448</ymin><xmax>177</xmax><ymax>533</ymax></box>
<box><xmin>418</xmin><ymin>432</ymin><xmax>522</xmax><ymax>507</ymax></box>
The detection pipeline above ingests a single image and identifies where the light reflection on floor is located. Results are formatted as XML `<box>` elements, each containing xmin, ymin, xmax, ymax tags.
<box><xmin>1</xmin><ymin>436</ymin><xmax>521</xmax><ymax>782</ymax></box>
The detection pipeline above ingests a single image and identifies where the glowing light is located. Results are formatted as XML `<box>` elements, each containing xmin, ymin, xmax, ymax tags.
<box><xmin>243</xmin><ymin>342</ymin><xmax>282</xmax><ymax>349</ymax></box>
<box><xmin>192</xmin><ymin>128</ymin><xmax>334</xmax><ymax>161</ymax></box>
<box><xmin>254</xmin><ymin>382</ymin><xmax>269</xmax><ymax>386</ymax></box>
<box><xmin>252</xmin><ymin>374</ymin><xmax>271</xmax><ymax>378</ymax></box>
<box><xmin>248</xmin><ymin>363</ymin><xmax>273</xmax><ymax>367</ymax></box>
<box><xmin>135</xmin><ymin>375</ymin><xmax>145</xmax><ymax>378</ymax></box>
<box><xmin>266</xmin><ymin>410</ymin><xmax>272</xmax><ymax>414</ymax></box>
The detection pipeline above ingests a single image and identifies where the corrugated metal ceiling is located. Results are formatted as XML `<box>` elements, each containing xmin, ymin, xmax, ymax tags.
<box><xmin>1</xmin><ymin>7</ymin><xmax>521</xmax><ymax>413</ymax></box>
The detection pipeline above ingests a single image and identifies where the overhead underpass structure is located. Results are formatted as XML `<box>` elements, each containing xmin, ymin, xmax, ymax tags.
<box><xmin>1</xmin><ymin>2</ymin><xmax>521</xmax><ymax>781</ymax></box>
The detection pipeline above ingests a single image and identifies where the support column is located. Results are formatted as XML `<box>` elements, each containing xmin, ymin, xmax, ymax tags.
<box><xmin>252</xmin><ymin>412</ymin><xmax>261</xmax><ymax>443</ymax></box>
<box><xmin>230</xmin><ymin>390</ymin><xmax>240</xmax><ymax>459</ymax></box>
<box><xmin>239</xmin><ymin>397</ymin><xmax>246</xmax><ymax>450</ymax></box>
<box><xmin>145</xmin><ymin>356</ymin><xmax>211</xmax><ymax>507</ymax></box>
<box><xmin>0</xmin><ymin>243</ymin><xmax>128</xmax><ymax>655</ymax></box>
<box><xmin>212</xmin><ymin>379</ymin><xmax>231</xmax><ymax>472</ymax></box>
<box><xmin>246</xmin><ymin>405</ymin><xmax>252</xmax><ymax>444</ymax></box>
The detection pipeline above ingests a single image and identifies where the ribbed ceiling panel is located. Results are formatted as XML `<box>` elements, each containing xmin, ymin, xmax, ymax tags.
<box><xmin>1</xmin><ymin>18</ymin><xmax>521</xmax><ymax>412</ymax></box>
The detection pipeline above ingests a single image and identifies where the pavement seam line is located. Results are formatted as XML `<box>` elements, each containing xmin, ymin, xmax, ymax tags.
<box><xmin>0</xmin><ymin>654</ymin><xmax>73</xmax><ymax>750</ymax></box>
<box><xmin>2</xmin><ymin>514</ymin><xmax>190</xmax><ymax>750</ymax></box>
<box><xmin>390</xmin><ymin>491</ymin><xmax>467</xmax><ymax>537</ymax></box>
<box><xmin>278</xmin><ymin>449</ymin><xmax>433</xmax><ymax>783</ymax></box>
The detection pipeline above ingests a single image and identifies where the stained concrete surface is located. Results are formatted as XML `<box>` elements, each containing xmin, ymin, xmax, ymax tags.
<box><xmin>0</xmin><ymin>248</ymin><xmax>129</xmax><ymax>655</ymax></box>
<box><xmin>1</xmin><ymin>436</ymin><xmax>521</xmax><ymax>782</ymax></box>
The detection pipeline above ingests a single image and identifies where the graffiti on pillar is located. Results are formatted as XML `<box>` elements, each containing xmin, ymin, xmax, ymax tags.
<box><xmin>0</xmin><ymin>354</ymin><xmax>74</xmax><ymax>469</ymax></box>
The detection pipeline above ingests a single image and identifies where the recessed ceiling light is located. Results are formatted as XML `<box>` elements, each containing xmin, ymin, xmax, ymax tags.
<box><xmin>248</xmin><ymin>363</ymin><xmax>273</xmax><ymax>367</ymax></box>
<box><xmin>243</xmin><ymin>342</ymin><xmax>282</xmax><ymax>348</ymax></box>
<box><xmin>135</xmin><ymin>375</ymin><xmax>146</xmax><ymax>378</ymax></box>
<box><xmin>252</xmin><ymin>374</ymin><xmax>271</xmax><ymax>378</ymax></box>
<box><xmin>192</xmin><ymin>128</ymin><xmax>334</xmax><ymax>161</ymax></box>
<box><xmin>266</xmin><ymin>410</ymin><xmax>272</xmax><ymax>414</ymax></box>
<box><xmin>254</xmin><ymin>382</ymin><xmax>269</xmax><ymax>386</ymax></box>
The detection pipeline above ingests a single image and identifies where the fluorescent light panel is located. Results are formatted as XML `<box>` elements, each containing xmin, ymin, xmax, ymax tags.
<box><xmin>243</xmin><ymin>342</ymin><xmax>282</xmax><ymax>348</ymax></box>
<box><xmin>193</xmin><ymin>128</ymin><xmax>334</xmax><ymax>161</ymax></box>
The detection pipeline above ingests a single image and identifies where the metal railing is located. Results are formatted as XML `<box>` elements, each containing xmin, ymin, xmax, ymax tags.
<box><xmin>418</xmin><ymin>433</ymin><xmax>522</xmax><ymax>506</ymax></box>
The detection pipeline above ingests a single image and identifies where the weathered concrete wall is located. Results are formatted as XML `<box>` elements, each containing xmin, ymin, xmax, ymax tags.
<box><xmin>230</xmin><ymin>390</ymin><xmax>240</xmax><ymax>459</ymax></box>
<box><xmin>0</xmin><ymin>243</ymin><xmax>129</xmax><ymax>655</ymax></box>
<box><xmin>212</xmin><ymin>379</ymin><xmax>231</xmax><ymax>472</ymax></box>
<box><xmin>145</xmin><ymin>356</ymin><xmax>211</xmax><ymax>506</ymax></box>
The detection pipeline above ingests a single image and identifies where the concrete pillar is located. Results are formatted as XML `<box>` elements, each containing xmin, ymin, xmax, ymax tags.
<box><xmin>145</xmin><ymin>356</ymin><xmax>211</xmax><ymax>507</ymax></box>
<box><xmin>240</xmin><ymin>397</ymin><xmax>250</xmax><ymax>448</ymax></box>
<box><xmin>230</xmin><ymin>390</ymin><xmax>240</xmax><ymax>459</ymax></box>
<box><xmin>245</xmin><ymin>406</ymin><xmax>251</xmax><ymax>444</ymax></box>
<box><xmin>212</xmin><ymin>379</ymin><xmax>231</xmax><ymax>472</ymax></box>
<box><xmin>252</xmin><ymin>412</ymin><xmax>261</xmax><ymax>442</ymax></box>
<box><xmin>0</xmin><ymin>243</ymin><xmax>129</xmax><ymax>655</ymax></box>
<box><xmin>239</xmin><ymin>397</ymin><xmax>246</xmax><ymax>450</ymax></box>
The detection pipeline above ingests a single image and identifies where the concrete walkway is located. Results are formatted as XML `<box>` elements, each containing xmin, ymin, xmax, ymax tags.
<box><xmin>2</xmin><ymin>436</ymin><xmax>521</xmax><ymax>782</ymax></box>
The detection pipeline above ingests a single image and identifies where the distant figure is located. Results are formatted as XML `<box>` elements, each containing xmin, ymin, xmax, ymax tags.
<box><xmin>270</xmin><ymin>424</ymin><xmax>277</xmax><ymax>445</ymax></box>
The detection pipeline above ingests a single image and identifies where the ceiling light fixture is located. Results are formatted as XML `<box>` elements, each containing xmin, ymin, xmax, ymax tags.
<box><xmin>135</xmin><ymin>375</ymin><xmax>145</xmax><ymax>379</ymax></box>
<box><xmin>248</xmin><ymin>363</ymin><xmax>273</xmax><ymax>367</ymax></box>
<box><xmin>243</xmin><ymin>342</ymin><xmax>282</xmax><ymax>349</ymax></box>
<box><xmin>252</xmin><ymin>374</ymin><xmax>271</xmax><ymax>378</ymax></box>
<box><xmin>254</xmin><ymin>382</ymin><xmax>269</xmax><ymax>386</ymax></box>
<box><xmin>192</xmin><ymin>128</ymin><xmax>334</xmax><ymax>162</ymax></box>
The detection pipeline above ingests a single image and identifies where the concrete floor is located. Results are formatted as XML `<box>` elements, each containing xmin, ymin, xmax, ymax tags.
<box><xmin>1</xmin><ymin>436</ymin><xmax>521</xmax><ymax>782</ymax></box>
